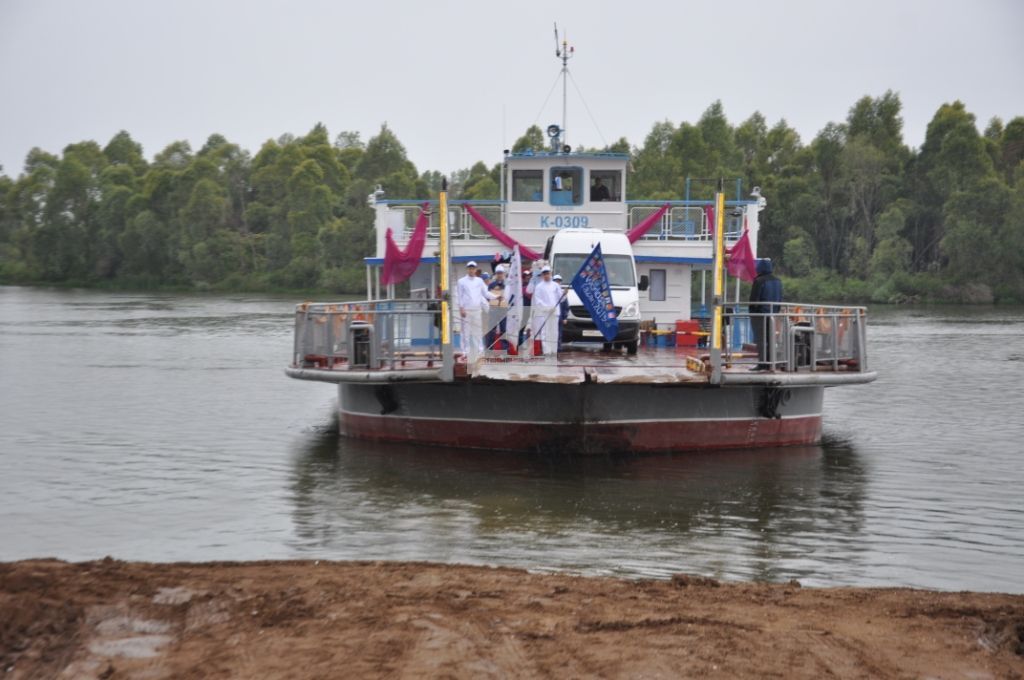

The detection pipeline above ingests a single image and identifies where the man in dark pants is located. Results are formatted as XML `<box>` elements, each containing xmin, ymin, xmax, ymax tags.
<box><xmin>749</xmin><ymin>259</ymin><xmax>783</xmax><ymax>370</ymax></box>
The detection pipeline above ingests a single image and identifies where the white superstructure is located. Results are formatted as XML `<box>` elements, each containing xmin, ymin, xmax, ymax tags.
<box><xmin>367</xmin><ymin>148</ymin><xmax>764</xmax><ymax>331</ymax></box>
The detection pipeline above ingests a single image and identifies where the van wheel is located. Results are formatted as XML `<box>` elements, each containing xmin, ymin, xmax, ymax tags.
<box><xmin>625</xmin><ymin>340</ymin><xmax>638</xmax><ymax>355</ymax></box>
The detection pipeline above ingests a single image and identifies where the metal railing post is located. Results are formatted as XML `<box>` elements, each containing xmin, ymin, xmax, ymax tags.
<box><xmin>710</xmin><ymin>188</ymin><xmax>726</xmax><ymax>384</ymax></box>
<box><xmin>858</xmin><ymin>310</ymin><xmax>868</xmax><ymax>372</ymax></box>
<box><xmin>439</xmin><ymin>181</ymin><xmax>455</xmax><ymax>381</ymax></box>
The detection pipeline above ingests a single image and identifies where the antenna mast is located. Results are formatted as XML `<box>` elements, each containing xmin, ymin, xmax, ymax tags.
<box><xmin>553</xmin><ymin>23</ymin><xmax>574</xmax><ymax>147</ymax></box>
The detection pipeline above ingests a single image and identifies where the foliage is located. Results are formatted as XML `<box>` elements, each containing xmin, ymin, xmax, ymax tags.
<box><xmin>1</xmin><ymin>97</ymin><xmax>1022</xmax><ymax>301</ymax></box>
<box><xmin>0</xmin><ymin>124</ymin><xmax>420</xmax><ymax>292</ymax></box>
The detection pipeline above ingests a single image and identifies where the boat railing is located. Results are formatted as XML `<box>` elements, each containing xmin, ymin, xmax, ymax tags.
<box><xmin>627</xmin><ymin>205</ymin><xmax>744</xmax><ymax>242</ymax></box>
<box><xmin>381</xmin><ymin>199</ymin><xmax>749</xmax><ymax>243</ymax></box>
<box><xmin>384</xmin><ymin>201</ymin><xmax>504</xmax><ymax>240</ymax></box>
<box><xmin>292</xmin><ymin>299</ymin><xmax>443</xmax><ymax>372</ymax></box>
<box><xmin>722</xmin><ymin>303</ymin><xmax>869</xmax><ymax>373</ymax></box>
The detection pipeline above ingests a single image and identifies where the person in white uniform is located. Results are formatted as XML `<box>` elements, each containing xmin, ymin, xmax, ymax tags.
<box><xmin>456</xmin><ymin>261</ymin><xmax>496</xmax><ymax>364</ymax></box>
<box><xmin>530</xmin><ymin>265</ymin><xmax>563</xmax><ymax>356</ymax></box>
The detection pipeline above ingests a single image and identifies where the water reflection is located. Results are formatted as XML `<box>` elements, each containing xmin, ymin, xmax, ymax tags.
<box><xmin>6</xmin><ymin>287</ymin><xmax>1019</xmax><ymax>589</ymax></box>
<box><xmin>288</xmin><ymin>428</ymin><xmax>868</xmax><ymax>583</ymax></box>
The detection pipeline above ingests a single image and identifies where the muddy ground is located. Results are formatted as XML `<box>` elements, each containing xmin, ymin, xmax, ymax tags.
<box><xmin>2</xmin><ymin>559</ymin><xmax>1022</xmax><ymax>679</ymax></box>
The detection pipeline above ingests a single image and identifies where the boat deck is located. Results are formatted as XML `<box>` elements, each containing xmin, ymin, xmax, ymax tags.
<box><xmin>473</xmin><ymin>346</ymin><xmax>709</xmax><ymax>384</ymax></box>
<box><xmin>289</xmin><ymin>301</ymin><xmax>876</xmax><ymax>387</ymax></box>
<box><xmin>291</xmin><ymin>344</ymin><xmax>874</xmax><ymax>387</ymax></box>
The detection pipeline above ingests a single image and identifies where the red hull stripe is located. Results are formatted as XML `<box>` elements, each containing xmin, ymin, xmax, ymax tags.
<box><xmin>339</xmin><ymin>408</ymin><xmax>821</xmax><ymax>425</ymax></box>
<box><xmin>338</xmin><ymin>411</ymin><xmax>822</xmax><ymax>453</ymax></box>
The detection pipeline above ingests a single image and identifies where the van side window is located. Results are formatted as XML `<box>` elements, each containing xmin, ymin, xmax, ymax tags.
<box><xmin>512</xmin><ymin>170</ymin><xmax>543</xmax><ymax>202</ymax></box>
<box><xmin>550</xmin><ymin>167</ymin><xmax>582</xmax><ymax>206</ymax></box>
<box><xmin>590</xmin><ymin>170</ymin><xmax>622</xmax><ymax>202</ymax></box>
<box><xmin>649</xmin><ymin>269</ymin><xmax>667</xmax><ymax>301</ymax></box>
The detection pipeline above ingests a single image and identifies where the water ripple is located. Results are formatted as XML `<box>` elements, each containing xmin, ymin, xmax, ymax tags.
<box><xmin>1</xmin><ymin>288</ymin><xmax>1022</xmax><ymax>591</ymax></box>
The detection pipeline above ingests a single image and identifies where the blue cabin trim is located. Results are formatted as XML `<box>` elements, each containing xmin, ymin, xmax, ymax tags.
<box><xmin>508</xmin><ymin>151</ymin><xmax>629</xmax><ymax>160</ymax></box>
<box><xmin>634</xmin><ymin>256</ymin><xmax>713</xmax><ymax>265</ymax></box>
<box><xmin>377</xmin><ymin>199</ymin><xmax>506</xmax><ymax>206</ymax></box>
<box><xmin>625</xmin><ymin>199</ymin><xmax>758</xmax><ymax>207</ymax></box>
<box><xmin>364</xmin><ymin>255</ymin><xmax>495</xmax><ymax>265</ymax></box>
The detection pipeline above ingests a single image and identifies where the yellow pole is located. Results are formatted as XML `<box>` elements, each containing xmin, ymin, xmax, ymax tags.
<box><xmin>711</xmin><ymin>191</ymin><xmax>725</xmax><ymax>351</ymax></box>
<box><xmin>439</xmin><ymin>187</ymin><xmax>451</xmax><ymax>346</ymax></box>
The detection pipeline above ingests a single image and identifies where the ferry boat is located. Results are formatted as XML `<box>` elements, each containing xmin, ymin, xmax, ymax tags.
<box><xmin>285</xmin><ymin>38</ymin><xmax>876</xmax><ymax>454</ymax></box>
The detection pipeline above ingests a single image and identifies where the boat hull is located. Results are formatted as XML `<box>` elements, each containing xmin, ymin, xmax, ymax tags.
<box><xmin>337</xmin><ymin>381</ymin><xmax>823</xmax><ymax>454</ymax></box>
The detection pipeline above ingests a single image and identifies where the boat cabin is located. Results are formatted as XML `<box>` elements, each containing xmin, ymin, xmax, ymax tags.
<box><xmin>366</xmin><ymin>144</ymin><xmax>764</xmax><ymax>331</ymax></box>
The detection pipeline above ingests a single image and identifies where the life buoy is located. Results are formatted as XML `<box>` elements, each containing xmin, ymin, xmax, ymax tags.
<box><xmin>326</xmin><ymin>305</ymin><xmax>345</xmax><ymax>337</ymax></box>
<box><xmin>836</xmin><ymin>308</ymin><xmax>852</xmax><ymax>345</ymax></box>
<box><xmin>815</xmin><ymin>307</ymin><xmax>832</xmax><ymax>334</ymax></box>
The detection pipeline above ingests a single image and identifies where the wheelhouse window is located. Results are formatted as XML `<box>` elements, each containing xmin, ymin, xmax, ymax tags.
<box><xmin>550</xmin><ymin>166</ymin><xmax>582</xmax><ymax>206</ymax></box>
<box><xmin>512</xmin><ymin>170</ymin><xmax>543</xmax><ymax>202</ymax></box>
<box><xmin>589</xmin><ymin>170</ymin><xmax>622</xmax><ymax>202</ymax></box>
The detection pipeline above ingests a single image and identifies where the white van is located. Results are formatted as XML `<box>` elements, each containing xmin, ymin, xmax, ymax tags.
<box><xmin>543</xmin><ymin>229</ymin><xmax>646</xmax><ymax>354</ymax></box>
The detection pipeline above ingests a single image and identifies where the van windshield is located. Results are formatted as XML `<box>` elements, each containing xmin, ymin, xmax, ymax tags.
<box><xmin>551</xmin><ymin>253</ymin><xmax>636</xmax><ymax>287</ymax></box>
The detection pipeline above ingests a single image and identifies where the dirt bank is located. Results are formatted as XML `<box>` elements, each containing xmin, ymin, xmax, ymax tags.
<box><xmin>2</xmin><ymin>559</ymin><xmax>1022</xmax><ymax>679</ymax></box>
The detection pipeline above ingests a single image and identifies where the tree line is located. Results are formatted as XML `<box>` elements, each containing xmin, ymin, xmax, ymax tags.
<box><xmin>1</xmin><ymin>92</ymin><xmax>1022</xmax><ymax>302</ymax></box>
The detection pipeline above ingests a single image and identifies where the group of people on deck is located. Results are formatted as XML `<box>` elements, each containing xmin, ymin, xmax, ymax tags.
<box><xmin>456</xmin><ymin>260</ymin><xmax>567</xmax><ymax>363</ymax></box>
<box><xmin>457</xmin><ymin>254</ymin><xmax>784</xmax><ymax>369</ymax></box>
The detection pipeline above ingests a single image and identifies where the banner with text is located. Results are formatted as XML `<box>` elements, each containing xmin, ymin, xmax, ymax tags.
<box><xmin>571</xmin><ymin>243</ymin><xmax>619</xmax><ymax>342</ymax></box>
<box><xmin>505</xmin><ymin>246</ymin><xmax>523</xmax><ymax>346</ymax></box>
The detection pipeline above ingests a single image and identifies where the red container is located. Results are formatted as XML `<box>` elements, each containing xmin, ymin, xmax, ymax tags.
<box><xmin>676</xmin><ymin>332</ymin><xmax>698</xmax><ymax>348</ymax></box>
<box><xmin>675</xmin><ymin>319</ymin><xmax>701</xmax><ymax>348</ymax></box>
<box><xmin>675</xmin><ymin>320</ymin><xmax>701</xmax><ymax>333</ymax></box>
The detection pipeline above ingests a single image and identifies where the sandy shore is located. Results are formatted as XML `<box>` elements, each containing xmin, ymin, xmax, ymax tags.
<box><xmin>2</xmin><ymin>559</ymin><xmax>1022</xmax><ymax>679</ymax></box>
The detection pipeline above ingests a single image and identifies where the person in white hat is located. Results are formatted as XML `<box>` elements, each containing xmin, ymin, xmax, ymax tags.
<box><xmin>456</xmin><ymin>260</ymin><xmax>496</xmax><ymax>364</ymax></box>
<box><xmin>530</xmin><ymin>265</ymin><xmax>562</xmax><ymax>356</ymax></box>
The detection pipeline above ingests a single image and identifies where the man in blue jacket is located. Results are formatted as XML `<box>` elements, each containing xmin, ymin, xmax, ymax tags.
<box><xmin>749</xmin><ymin>258</ymin><xmax>783</xmax><ymax>370</ymax></box>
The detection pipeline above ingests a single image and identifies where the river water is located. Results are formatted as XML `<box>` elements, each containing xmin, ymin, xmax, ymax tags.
<box><xmin>1</xmin><ymin>286</ymin><xmax>1022</xmax><ymax>592</ymax></box>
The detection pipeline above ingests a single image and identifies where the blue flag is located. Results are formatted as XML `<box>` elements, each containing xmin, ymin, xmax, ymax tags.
<box><xmin>571</xmin><ymin>243</ymin><xmax>619</xmax><ymax>342</ymax></box>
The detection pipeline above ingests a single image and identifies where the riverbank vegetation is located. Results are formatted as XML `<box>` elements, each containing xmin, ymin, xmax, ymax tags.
<box><xmin>1</xmin><ymin>93</ymin><xmax>1022</xmax><ymax>302</ymax></box>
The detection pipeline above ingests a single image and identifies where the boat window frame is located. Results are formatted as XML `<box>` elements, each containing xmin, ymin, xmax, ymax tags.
<box><xmin>549</xmin><ymin>166</ymin><xmax>583</xmax><ymax>206</ymax></box>
<box><xmin>589</xmin><ymin>169</ymin><xmax>622</xmax><ymax>203</ymax></box>
<box><xmin>511</xmin><ymin>169</ymin><xmax>544</xmax><ymax>202</ymax></box>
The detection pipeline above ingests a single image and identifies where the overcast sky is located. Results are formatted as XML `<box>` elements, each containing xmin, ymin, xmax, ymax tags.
<box><xmin>1</xmin><ymin>0</ymin><xmax>1022</xmax><ymax>179</ymax></box>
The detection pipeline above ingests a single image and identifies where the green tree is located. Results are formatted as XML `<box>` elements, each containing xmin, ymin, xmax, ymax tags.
<box><xmin>670</xmin><ymin>123</ymin><xmax>710</xmax><ymax>195</ymax></box>
<box><xmin>631</xmin><ymin>120</ymin><xmax>678</xmax><ymax>198</ymax></box>
<box><xmin>355</xmin><ymin>124</ymin><xmax>417</xmax><ymax>184</ymax></box>
<box><xmin>103</xmin><ymin>130</ymin><xmax>147</xmax><ymax>174</ymax></box>
<box><xmin>907</xmin><ymin>101</ymin><xmax>998</xmax><ymax>272</ymax></box>
<box><xmin>997</xmin><ymin>117</ymin><xmax>1024</xmax><ymax>184</ymax></box>
<box><xmin>783</xmin><ymin>230</ymin><xmax>816</xmax><ymax>277</ymax></box>
<box><xmin>696</xmin><ymin>100</ymin><xmax>739</xmax><ymax>178</ymax></box>
<box><xmin>182</xmin><ymin>178</ymin><xmax>227</xmax><ymax>241</ymax></box>
<box><xmin>940</xmin><ymin>176</ymin><xmax>1011</xmax><ymax>284</ymax></box>
<box><xmin>735</xmin><ymin>112</ymin><xmax>767</xmax><ymax>185</ymax></box>
<box><xmin>511</xmin><ymin>125</ymin><xmax>545</xmax><ymax>153</ymax></box>
<box><xmin>869</xmin><ymin>205</ymin><xmax>913</xmax><ymax>278</ymax></box>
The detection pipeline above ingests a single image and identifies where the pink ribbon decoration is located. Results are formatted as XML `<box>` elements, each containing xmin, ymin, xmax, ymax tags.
<box><xmin>704</xmin><ymin>204</ymin><xmax>716</xmax><ymax>238</ymax></box>
<box><xmin>726</xmin><ymin>220</ymin><xmax>757</xmax><ymax>282</ymax></box>
<box><xmin>381</xmin><ymin>202</ymin><xmax>430</xmax><ymax>285</ymax></box>
<box><xmin>625</xmin><ymin>203</ymin><xmax>671</xmax><ymax>243</ymax></box>
<box><xmin>463</xmin><ymin>204</ymin><xmax>542</xmax><ymax>260</ymax></box>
